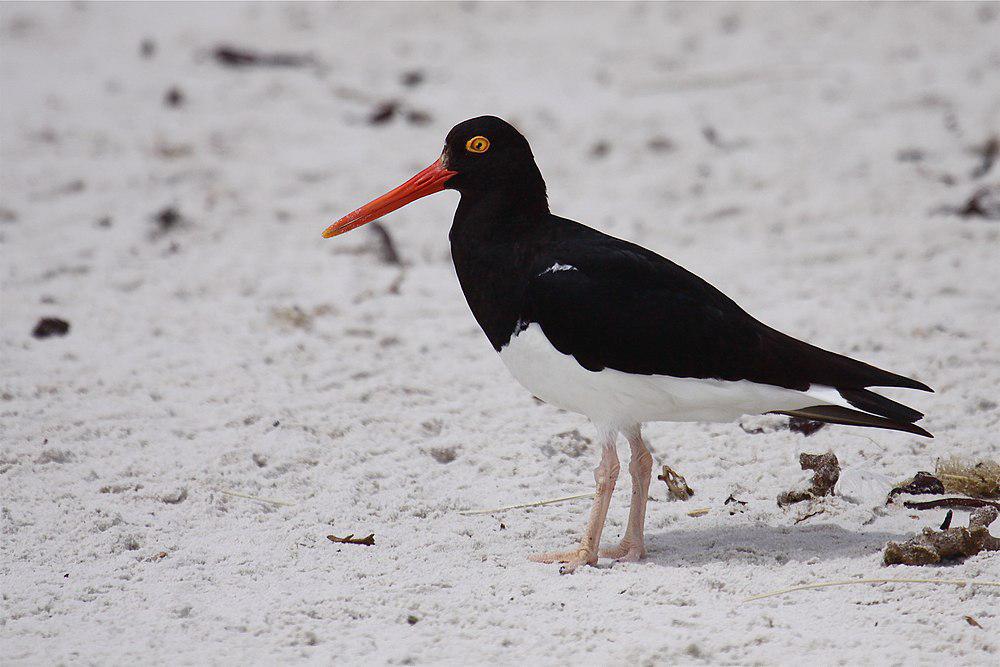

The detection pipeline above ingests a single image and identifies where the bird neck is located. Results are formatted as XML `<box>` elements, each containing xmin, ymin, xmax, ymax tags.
<box><xmin>448</xmin><ymin>180</ymin><xmax>551</xmax><ymax>351</ymax></box>
<box><xmin>452</xmin><ymin>163</ymin><xmax>549</xmax><ymax>230</ymax></box>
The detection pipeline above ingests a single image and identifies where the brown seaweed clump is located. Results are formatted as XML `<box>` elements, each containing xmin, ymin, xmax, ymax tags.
<box><xmin>887</xmin><ymin>471</ymin><xmax>945</xmax><ymax>502</ymax></box>
<box><xmin>778</xmin><ymin>452</ymin><xmax>840</xmax><ymax>507</ymax></box>
<box><xmin>884</xmin><ymin>506</ymin><xmax>1000</xmax><ymax>566</ymax></box>
<box><xmin>658</xmin><ymin>464</ymin><xmax>694</xmax><ymax>501</ymax></box>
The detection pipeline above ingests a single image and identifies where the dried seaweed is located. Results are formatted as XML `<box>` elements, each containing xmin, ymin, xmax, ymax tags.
<box><xmin>883</xmin><ymin>506</ymin><xmax>1000</xmax><ymax>565</ymax></box>
<box><xmin>777</xmin><ymin>452</ymin><xmax>839</xmax><ymax>507</ymax></box>
<box><xmin>658</xmin><ymin>464</ymin><xmax>694</xmax><ymax>500</ymax></box>
<box><xmin>904</xmin><ymin>498</ymin><xmax>1000</xmax><ymax>512</ymax></box>
<box><xmin>887</xmin><ymin>471</ymin><xmax>944</xmax><ymax>502</ymax></box>
<box><xmin>327</xmin><ymin>533</ymin><xmax>375</xmax><ymax>546</ymax></box>
<box><xmin>935</xmin><ymin>457</ymin><xmax>1000</xmax><ymax>498</ymax></box>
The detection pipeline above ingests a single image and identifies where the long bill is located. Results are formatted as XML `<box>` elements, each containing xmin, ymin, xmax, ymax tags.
<box><xmin>322</xmin><ymin>157</ymin><xmax>457</xmax><ymax>238</ymax></box>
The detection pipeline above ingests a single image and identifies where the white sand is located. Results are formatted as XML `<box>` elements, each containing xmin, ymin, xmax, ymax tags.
<box><xmin>2</xmin><ymin>2</ymin><xmax>999</xmax><ymax>664</ymax></box>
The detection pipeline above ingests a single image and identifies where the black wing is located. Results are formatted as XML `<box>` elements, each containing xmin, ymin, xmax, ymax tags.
<box><xmin>521</xmin><ymin>225</ymin><xmax>931</xmax><ymax>396</ymax></box>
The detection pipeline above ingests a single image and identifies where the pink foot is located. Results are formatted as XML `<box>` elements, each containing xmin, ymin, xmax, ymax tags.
<box><xmin>529</xmin><ymin>547</ymin><xmax>597</xmax><ymax>574</ymax></box>
<box><xmin>599</xmin><ymin>540</ymin><xmax>646</xmax><ymax>562</ymax></box>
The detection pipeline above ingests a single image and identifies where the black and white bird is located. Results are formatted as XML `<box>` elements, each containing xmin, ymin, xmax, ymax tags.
<box><xmin>323</xmin><ymin>116</ymin><xmax>932</xmax><ymax>572</ymax></box>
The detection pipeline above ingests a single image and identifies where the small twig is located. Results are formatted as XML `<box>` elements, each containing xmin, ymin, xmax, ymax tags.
<box><xmin>687</xmin><ymin>507</ymin><xmax>710</xmax><ymax>517</ymax></box>
<box><xmin>459</xmin><ymin>492</ymin><xmax>595</xmax><ymax>516</ymax></box>
<box><xmin>794</xmin><ymin>507</ymin><xmax>824</xmax><ymax>524</ymax></box>
<box><xmin>745</xmin><ymin>578</ymin><xmax>1000</xmax><ymax>603</ymax></box>
<box><xmin>904</xmin><ymin>498</ymin><xmax>1000</xmax><ymax>511</ymax></box>
<box><xmin>215</xmin><ymin>488</ymin><xmax>294</xmax><ymax>507</ymax></box>
<box><xmin>328</xmin><ymin>533</ymin><xmax>375</xmax><ymax>546</ymax></box>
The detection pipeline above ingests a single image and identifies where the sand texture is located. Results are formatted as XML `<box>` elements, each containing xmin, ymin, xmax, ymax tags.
<box><xmin>2</xmin><ymin>2</ymin><xmax>999</xmax><ymax>664</ymax></box>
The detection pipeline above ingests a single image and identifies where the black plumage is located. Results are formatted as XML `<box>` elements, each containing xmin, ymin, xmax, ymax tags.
<box><xmin>329</xmin><ymin>115</ymin><xmax>933</xmax><ymax>437</ymax></box>
<box><xmin>440</xmin><ymin>118</ymin><xmax>931</xmax><ymax>437</ymax></box>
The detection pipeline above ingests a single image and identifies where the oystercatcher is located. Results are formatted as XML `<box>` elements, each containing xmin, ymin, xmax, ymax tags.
<box><xmin>323</xmin><ymin>116</ymin><xmax>932</xmax><ymax>572</ymax></box>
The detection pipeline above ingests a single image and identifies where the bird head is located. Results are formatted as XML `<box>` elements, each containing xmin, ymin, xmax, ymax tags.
<box><xmin>322</xmin><ymin>116</ymin><xmax>543</xmax><ymax>238</ymax></box>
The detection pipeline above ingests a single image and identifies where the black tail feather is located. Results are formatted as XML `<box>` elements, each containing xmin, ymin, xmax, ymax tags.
<box><xmin>838</xmin><ymin>388</ymin><xmax>924</xmax><ymax>423</ymax></box>
<box><xmin>774</xmin><ymin>405</ymin><xmax>933</xmax><ymax>438</ymax></box>
<box><xmin>770</xmin><ymin>326</ymin><xmax>934</xmax><ymax>392</ymax></box>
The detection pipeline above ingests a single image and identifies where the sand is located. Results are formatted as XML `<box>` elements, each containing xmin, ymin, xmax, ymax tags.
<box><xmin>2</xmin><ymin>2</ymin><xmax>999</xmax><ymax>664</ymax></box>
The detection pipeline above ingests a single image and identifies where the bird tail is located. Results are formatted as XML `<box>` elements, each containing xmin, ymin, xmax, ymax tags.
<box><xmin>837</xmin><ymin>387</ymin><xmax>924</xmax><ymax>424</ymax></box>
<box><xmin>774</xmin><ymin>400</ymin><xmax>932</xmax><ymax>438</ymax></box>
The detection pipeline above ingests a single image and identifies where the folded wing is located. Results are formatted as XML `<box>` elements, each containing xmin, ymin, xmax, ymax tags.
<box><xmin>521</xmin><ymin>225</ymin><xmax>931</xmax><ymax>436</ymax></box>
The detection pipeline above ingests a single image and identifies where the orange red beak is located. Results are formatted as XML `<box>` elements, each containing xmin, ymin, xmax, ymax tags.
<box><xmin>322</xmin><ymin>157</ymin><xmax>457</xmax><ymax>238</ymax></box>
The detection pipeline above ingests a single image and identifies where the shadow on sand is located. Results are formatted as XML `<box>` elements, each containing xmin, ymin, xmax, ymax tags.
<box><xmin>641</xmin><ymin>523</ymin><xmax>911</xmax><ymax>566</ymax></box>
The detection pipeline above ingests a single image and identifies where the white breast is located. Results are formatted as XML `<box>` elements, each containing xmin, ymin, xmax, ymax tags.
<box><xmin>498</xmin><ymin>323</ymin><xmax>843</xmax><ymax>427</ymax></box>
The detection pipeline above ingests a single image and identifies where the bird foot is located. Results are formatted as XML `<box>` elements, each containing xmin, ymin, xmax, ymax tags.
<box><xmin>529</xmin><ymin>547</ymin><xmax>597</xmax><ymax>574</ymax></box>
<box><xmin>599</xmin><ymin>540</ymin><xmax>646</xmax><ymax>562</ymax></box>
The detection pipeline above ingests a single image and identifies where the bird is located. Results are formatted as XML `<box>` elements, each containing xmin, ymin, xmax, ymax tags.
<box><xmin>322</xmin><ymin>116</ymin><xmax>932</xmax><ymax>573</ymax></box>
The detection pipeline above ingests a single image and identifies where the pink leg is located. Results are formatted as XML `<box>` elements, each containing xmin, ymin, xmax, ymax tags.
<box><xmin>530</xmin><ymin>428</ymin><xmax>620</xmax><ymax>573</ymax></box>
<box><xmin>601</xmin><ymin>424</ymin><xmax>652</xmax><ymax>562</ymax></box>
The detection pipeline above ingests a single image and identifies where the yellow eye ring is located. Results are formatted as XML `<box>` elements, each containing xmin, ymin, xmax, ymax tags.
<box><xmin>465</xmin><ymin>136</ymin><xmax>490</xmax><ymax>153</ymax></box>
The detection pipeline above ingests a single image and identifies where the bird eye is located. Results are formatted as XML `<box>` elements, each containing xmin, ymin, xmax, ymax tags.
<box><xmin>465</xmin><ymin>136</ymin><xmax>490</xmax><ymax>154</ymax></box>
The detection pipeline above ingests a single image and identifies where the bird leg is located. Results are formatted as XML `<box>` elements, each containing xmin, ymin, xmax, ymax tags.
<box><xmin>600</xmin><ymin>424</ymin><xmax>652</xmax><ymax>562</ymax></box>
<box><xmin>530</xmin><ymin>431</ymin><xmax>620</xmax><ymax>573</ymax></box>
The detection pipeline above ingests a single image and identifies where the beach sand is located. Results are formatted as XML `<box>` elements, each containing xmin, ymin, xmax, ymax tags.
<box><xmin>2</xmin><ymin>2</ymin><xmax>999</xmax><ymax>663</ymax></box>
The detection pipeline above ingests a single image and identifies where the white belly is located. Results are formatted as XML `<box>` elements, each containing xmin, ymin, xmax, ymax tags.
<box><xmin>498</xmin><ymin>323</ymin><xmax>839</xmax><ymax>427</ymax></box>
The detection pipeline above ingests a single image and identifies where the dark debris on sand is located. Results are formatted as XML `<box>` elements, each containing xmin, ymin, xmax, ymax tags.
<box><xmin>154</xmin><ymin>206</ymin><xmax>184</xmax><ymax>233</ymax></box>
<box><xmin>777</xmin><ymin>452</ymin><xmax>840</xmax><ymax>507</ymax></box>
<box><xmin>970</xmin><ymin>136</ymin><xmax>999</xmax><ymax>179</ymax></box>
<box><xmin>164</xmin><ymin>87</ymin><xmax>184</xmax><ymax>107</ymax></box>
<box><xmin>213</xmin><ymin>45</ymin><xmax>315</xmax><ymax>69</ymax></box>
<box><xmin>400</xmin><ymin>70</ymin><xmax>424</xmax><ymax>87</ymax></box>
<box><xmin>658</xmin><ymin>464</ymin><xmax>694</xmax><ymax>501</ymax></box>
<box><xmin>32</xmin><ymin>317</ymin><xmax>70</xmax><ymax>339</ymax></box>
<box><xmin>368</xmin><ymin>101</ymin><xmax>433</xmax><ymax>127</ymax></box>
<box><xmin>327</xmin><ymin>533</ymin><xmax>375</xmax><ymax>546</ymax></box>
<box><xmin>787</xmin><ymin>417</ymin><xmax>826</xmax><ymax>436</ymax></box>
<box><xmin>955</xmin><ymin>185</ymin><xmax>1000</xmax><ymax>220</ymax></box>
<box><xmin>884</xmin><ymin>506</ymin><xmax>1000</xmax><ymax>565</ymax></box>
<box><xmin>887</xmin><ymin>471</ymin><xmax>944</xmax><ymax>503</ymax></box>
<box><xmin>368</xmin><ymin>101</ymin><xmax>398</xmax><ymax>125</ymax></box>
